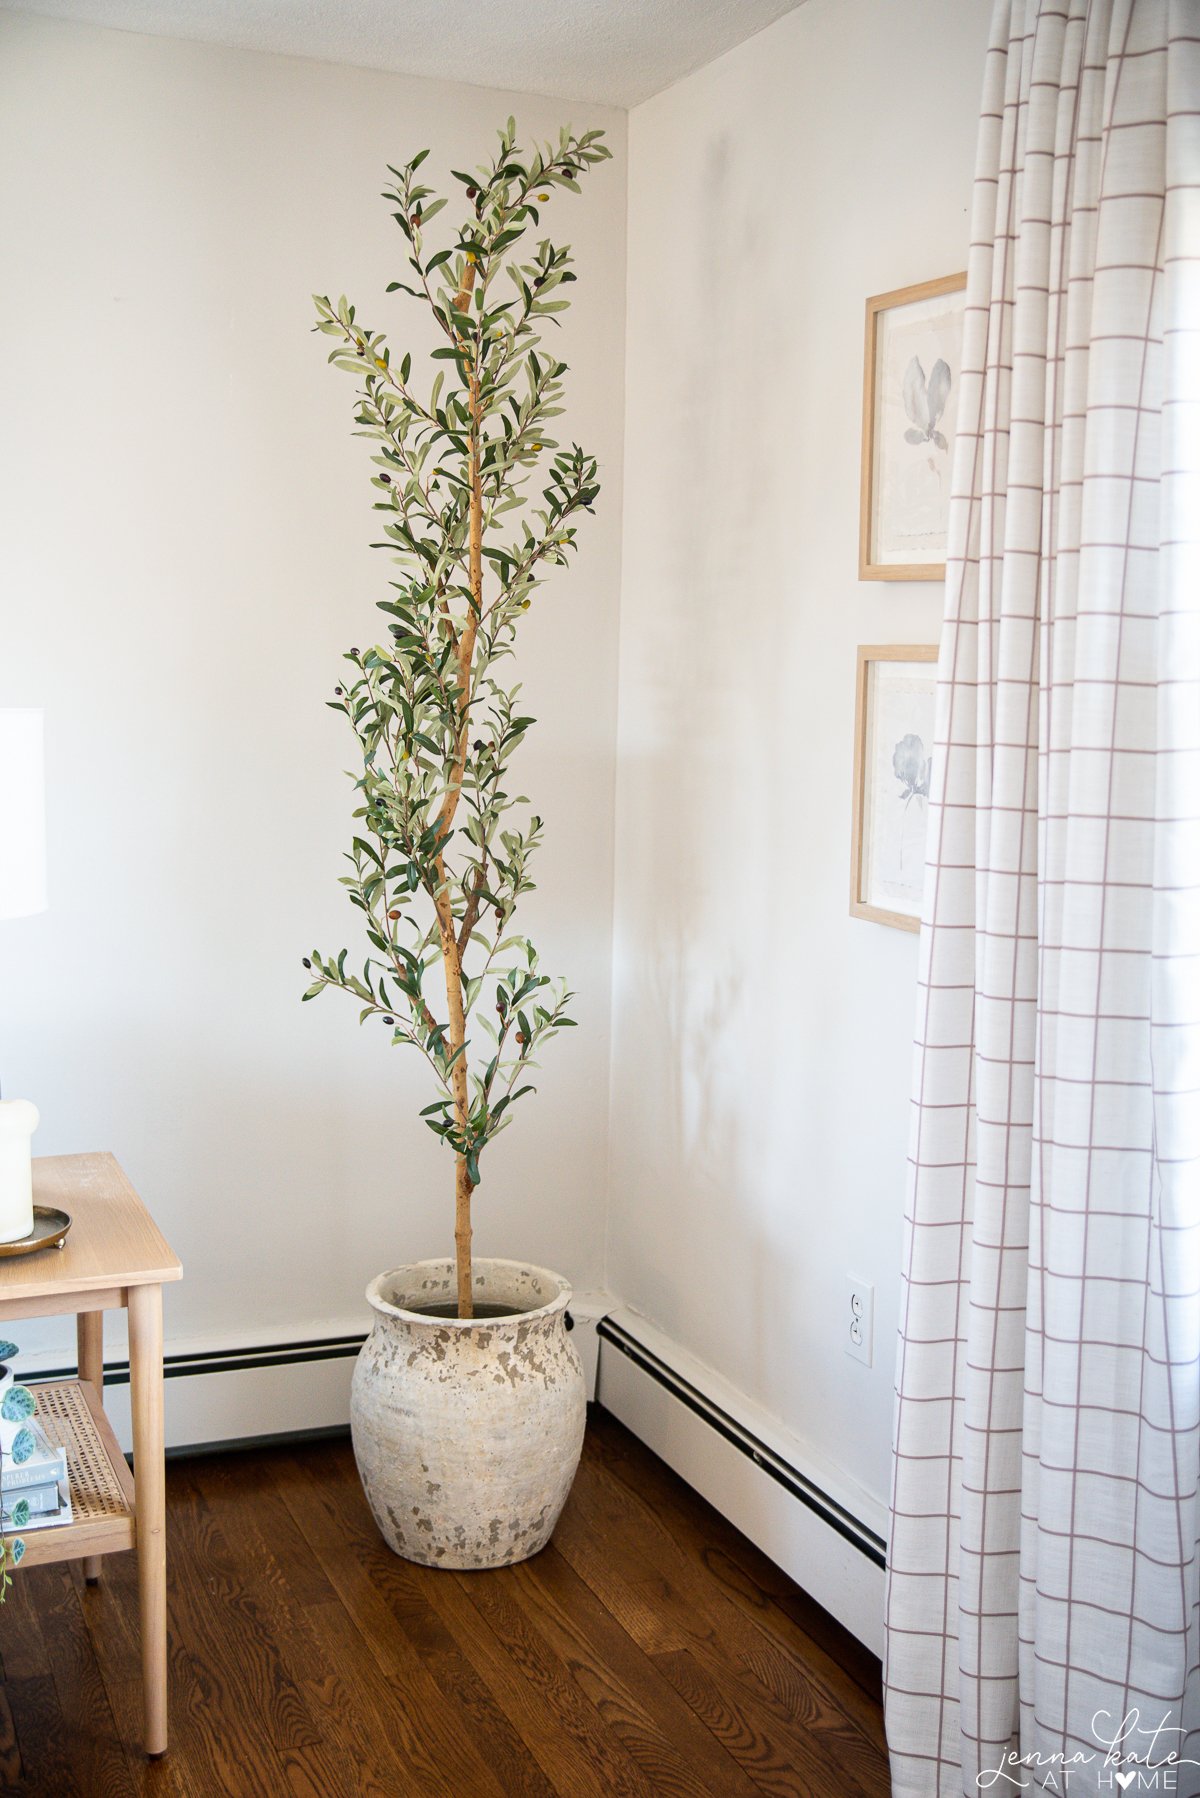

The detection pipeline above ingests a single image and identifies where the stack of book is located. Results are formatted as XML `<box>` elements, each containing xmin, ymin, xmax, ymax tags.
<box><xmin>2</xmin><ymin>1420</ymin><xmax>73</xmax><ymax>1532</ymax></box>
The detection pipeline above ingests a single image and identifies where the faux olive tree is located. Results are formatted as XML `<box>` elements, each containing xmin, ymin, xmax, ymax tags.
<box><xmin>304</xmin><ymin>122</ymin><xmax>610</xmax><ymax>1318</ymax></box>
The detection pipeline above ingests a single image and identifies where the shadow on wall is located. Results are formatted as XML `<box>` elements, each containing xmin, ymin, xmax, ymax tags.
<box><xmin>618</xmin><ymin>125</ymin><xmax>795</xmax><ymax>1398</ymax></box>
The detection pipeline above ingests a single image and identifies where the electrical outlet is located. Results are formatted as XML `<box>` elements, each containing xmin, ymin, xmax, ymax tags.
<box><xmin>845</xmin><ymin>1277</ymin><xmax>874</xmax><ymax>1366</ymax></box>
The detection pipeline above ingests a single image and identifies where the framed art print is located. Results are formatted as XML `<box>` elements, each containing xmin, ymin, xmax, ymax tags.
<box><xmin>859</xmin><ymin>272</ymin><xmax>967</xmax><ymax>581</ymax></box>
<box><xmin>850</xmin><ymin>645</ymin><xmax>938</xmax><ymax>932</ymax></box>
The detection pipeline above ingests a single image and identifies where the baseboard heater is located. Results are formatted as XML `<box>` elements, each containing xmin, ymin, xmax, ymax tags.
<box><xmin>29</xmin><ymin>1333</ymin><xmax>368</xmax><ymax>1459</ymax></box>
<box><xmin>596</xmin><ymin>1317</ymin><xmax>885</xmax><ymax>1569</ymax></box>
<box><xmin>35</xmin><ymin>1331</ymin><xmax>368</xmax><ymax>1392</ymax></box>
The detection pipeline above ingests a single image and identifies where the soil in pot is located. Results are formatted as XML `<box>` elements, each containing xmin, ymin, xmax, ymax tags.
<box><xmin>410</xmin><ymin>1300</ymin><xmax>523</xmax><ymax>1320</ymax></box>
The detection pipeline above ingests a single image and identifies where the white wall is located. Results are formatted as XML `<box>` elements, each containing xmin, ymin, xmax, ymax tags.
<box><xmin>0</xmin><ymin>13</ymin><xmax>627</xmax><ymax>1363</ymax></box>
<box><xmin>610</xmin><ymin>0</ymin><xmax>992</xmax><ymax>1517</ymax></box>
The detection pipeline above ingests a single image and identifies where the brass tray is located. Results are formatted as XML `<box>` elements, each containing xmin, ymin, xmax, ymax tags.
<box><xmin>0</xmin><ymin>1207</ymin><xmax>72</xmax><ymax>1258</ymax></box>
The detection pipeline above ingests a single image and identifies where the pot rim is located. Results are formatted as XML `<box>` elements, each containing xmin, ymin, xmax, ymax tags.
<box><xmin>365</xmin><ymin>1256</ymin><xmax>572</xmax><ymax>1328</ymax></box>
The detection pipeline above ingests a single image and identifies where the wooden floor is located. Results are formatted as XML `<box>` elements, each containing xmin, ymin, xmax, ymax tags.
<box><xmin>0</xmin><ymin>1407</ymin><xmax>890</xmax><ymax>1796</ymax></box>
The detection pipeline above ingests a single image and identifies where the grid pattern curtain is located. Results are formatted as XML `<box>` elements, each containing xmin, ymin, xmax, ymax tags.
<box><xmin>884</xmin><ymin>2</ymin><xmax>1200</xmax><ymax>1793</ymax></box>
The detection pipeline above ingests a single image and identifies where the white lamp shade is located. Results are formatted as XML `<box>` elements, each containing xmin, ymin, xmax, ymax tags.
<box><xmin>0</xmin><ymin>710</ymin><xmax>47</xmax><ymax>921</ymax></box>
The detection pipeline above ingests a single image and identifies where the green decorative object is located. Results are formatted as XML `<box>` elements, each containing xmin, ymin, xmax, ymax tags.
<box><xmin>0</xmin><ymin>1343</ymin><xmax>18</xmax><ymax>1363</ymax></box>
<box><xmin>305</xmin><ymin>120</ymin><xmax>610</xmax><ymax>1320</ymax></box>
<box><xmin>10</xmin><ymin>1499</ymin><xmax>29</xmax><ymax>1530</ymax></box>
<box><xmin>1</xmin><ymin>1385</ymin><xmax>35</xmax><ymax>1423</ymax></box>
<box><xmin>9</xmin><ymin>1427</ymin><xmax>35</xmax><ymax>1466</ymax></box>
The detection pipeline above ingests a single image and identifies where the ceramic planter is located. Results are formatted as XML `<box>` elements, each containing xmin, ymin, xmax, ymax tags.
<box><xmin>351</xmin><ymin>1258</ymin><xmax>586</xmax><ymax>1570</ymax></box>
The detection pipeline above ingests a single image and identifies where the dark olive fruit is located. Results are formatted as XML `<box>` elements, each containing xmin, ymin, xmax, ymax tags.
<box><xmin>302</xmin><ymin>958</ymin><xmax>312</xmax><ymax>969</ymax></box>
<box><xmin>382</xmin><ymin>1016</ymin><xmax>395</xmax><ymax>1025</ymax></box>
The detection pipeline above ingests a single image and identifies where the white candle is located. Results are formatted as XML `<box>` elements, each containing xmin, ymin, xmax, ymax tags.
<box><xmin>0</xmin><ymin>1101</ymin><xmax>38</xmax><ymax>1242</ymax></box>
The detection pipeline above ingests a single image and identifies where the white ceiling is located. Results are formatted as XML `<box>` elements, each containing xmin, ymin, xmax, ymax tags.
<box><xmin>3</xmin><ymin>0</ymin><xmax>806</xmax><ymax>106</ymax></box>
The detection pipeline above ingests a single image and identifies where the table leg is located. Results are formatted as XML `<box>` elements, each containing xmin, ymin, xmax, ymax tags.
<box><xmin>128</xmin><ymin>1283</ymin><xmax>167</xmax><ymax>1757</ymax></box>
<box><xmin>76</xmin><ymin>1310</ymin><xmax>104</xmax><ymax>1583</ymax></box>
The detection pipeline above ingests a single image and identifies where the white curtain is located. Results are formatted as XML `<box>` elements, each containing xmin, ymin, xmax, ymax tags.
<box><xmin>885</xmin><ymin>2</ymin><xmax>1200</xmax><ymax>1794</ymax></box>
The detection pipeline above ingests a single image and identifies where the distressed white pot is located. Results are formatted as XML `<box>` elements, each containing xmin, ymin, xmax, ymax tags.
<box><xmin>351</xmin><ymin>1258</ymin><xmax>586</xmax><ymax>1570</ymax></box>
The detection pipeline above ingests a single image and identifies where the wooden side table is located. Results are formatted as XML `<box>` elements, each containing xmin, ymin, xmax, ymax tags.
<box><xmin>0</xmin><ymin>1153</ymin><xmax>181</xmax><ymax>1757</ymax></box>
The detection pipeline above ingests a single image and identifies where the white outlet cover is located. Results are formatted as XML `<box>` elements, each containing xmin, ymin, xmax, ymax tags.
<box><xmin>845</xmin><ymin>1276</ymin><xmax>874</xmax><ymax>1366</ymax></box>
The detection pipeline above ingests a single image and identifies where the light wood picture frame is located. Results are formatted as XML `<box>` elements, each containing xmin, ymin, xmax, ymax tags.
<box><xmin>859</xmin><ymin>272</ymin><xmax>967</xmax><ymax>582</ymax></box>
<box><xmin>850</xmin><ymin>645</ymin><xmax>938</xmax><ymax>932</ymax></box>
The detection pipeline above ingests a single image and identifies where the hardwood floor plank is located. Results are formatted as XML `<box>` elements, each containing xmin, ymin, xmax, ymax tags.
<box><xmin>426</xmin><ymin>1568</ymin><xmax>658</xmax><ymax>1798</ymax></box>
<box><xmin>565</xmin><ymin>1546</ymin><xmax>879</xmax><ymax>1798</ymax></box>
<box><xmin>506</xmin><ymin>1545</ymin><xmax>765</xmax><ymax>1798</ymax></box>
<box><xmin>202</xmin><ymin>1449</ymin><xmax>338</xmax><ymax>1611</ymax></box>
<box><xmin>76</xmin><ymin>1553</ymin><xmax>197</xmax><ymax>1797</ymax></box>
<box><xmin>0</xmin><ymin>1566</ymin><xmax>52</xmax><ymax>1682</ymax></box>
<box><xmin>300</xmin><ymin>1598</ymin><xmax>467</xmax><ymax>1798</ymax></box>
<box><xmin>592</xmin><ymin>1410</ymin><xmax>886</xmax><ymax>1739</ymax></box>
<box><xmin>701</xmin><ymin>1543</ymin><xmax>886</xmax><ymax>1746</ymax></box>
<box><xmin>162</xmin><ymin>1461</ymin><xmax>354</xmax><ymax>1797</ymax></box>
<box><xmin>301</xmin><ymin>1472</ymin><xmax>564</xmax><ymax>1798</ymax></box>
<box><xmin>661</xmin><ymin>1643</ymin><xmax>894</xmax><ymax>1798</ymax></box>
<box><xmin>446</xmin><ymin>1562</ymin><xmax>677</xmax><ymax>1798</ymax></box>
<box><xmin>278</xmin><ymin>1445</ymin><xmax>517</xmax><ymax>1798</ymax></box>
<box><xmin>418</xmin><ymin>1634</ymin><xmax>561</xmax><ymax>1798</ymax></box>
<box><xmin>0</xmin><ymin>1574</ymin><xmax>51</xmax><ymax>1789</ymax></box>
<box><xmin>191</xmin><ymin>1453</ymin><xmax>436</xmax><ymax>1798</ymax></box>
<box><xmin>555</xmin><ymin>1442</ymin><xmax>889</xmax><ymax>1795</ymax></box>
<box><xmin>284</xmin><ymin>1443</ymin><xmax>651</xmax><ymax>1798</ymax></box>
<box><xmin>3</xmin><ymin>1671</ymin><xmax>77</xmax><ymax>1798</ymax></box>
<box><xmin>0</xmin><ymin>1688</ymin><xmax>20</xmax><ymax>1789</ymax></box>
<box><xmin>279</xmin><ymin>1454</ymin><xmax>556</xmax><ymax>1797</ymax></box>
<box><xmin>23</xmin><ymin>1560</ymin><xmax>137</xmax><ymax>1798</ymax></box>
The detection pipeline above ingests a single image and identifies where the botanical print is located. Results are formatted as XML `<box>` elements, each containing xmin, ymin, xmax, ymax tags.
<box><xmin>863</xmin><ymin>662</ymin><xmax>936</xmax><ymax>916</ymax></box>
<box><xmin>873</xmin><ymin>287</ymin><xmax>965</xmax><ymax>565</ymax></box>
<box><xmin>902</xmin><ymin>354</ymin><xmax>951</xmax><ymax>452</ymax></box>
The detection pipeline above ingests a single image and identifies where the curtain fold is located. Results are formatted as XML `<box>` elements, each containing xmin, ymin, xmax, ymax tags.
<box><xmin>885</xmin><ymin>2</ymin><xmax>1200</xmax><ymax>1792</ymax></box>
